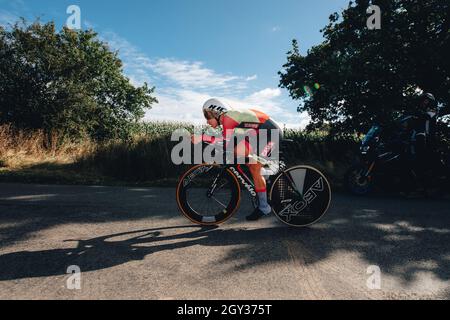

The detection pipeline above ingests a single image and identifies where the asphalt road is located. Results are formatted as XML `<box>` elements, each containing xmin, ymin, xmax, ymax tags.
<box><xmin>0</xmin><ymin>183</ymin><xmax>449</xmax><ymax>300</ymax></box>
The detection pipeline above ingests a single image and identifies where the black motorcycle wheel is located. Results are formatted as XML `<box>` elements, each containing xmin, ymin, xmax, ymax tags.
<box><xmin>345</xmin><ymin>164</ymin><xmax>374</xmax><ymax>195</ymax></box>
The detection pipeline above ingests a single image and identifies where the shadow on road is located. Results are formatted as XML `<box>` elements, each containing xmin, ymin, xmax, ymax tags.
<box><xmin>0</xmin><ymin>184</ymin><xmax>449</xmax><ymax>291</ymax></box>
<box><xmin>0</xmin><ymin>184</ymin><xmax>177</xmax><ymax>247</ymax></box>
<box><xmin>0</xmin><ymin>214</ymin><xmax>449</xmax><ymax>287</ymax></box>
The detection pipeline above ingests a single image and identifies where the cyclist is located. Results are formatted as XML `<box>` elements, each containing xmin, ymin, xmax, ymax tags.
<box><xmin>192</xmin><ymin>98</ymin><xmax>283</xmax><ymax>221</ymax></box>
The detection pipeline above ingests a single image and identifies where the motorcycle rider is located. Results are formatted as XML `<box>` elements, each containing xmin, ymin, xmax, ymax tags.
<box><xmin>399</xmin><ymin>92</ymin><xmax>439</xmax><ymax>195</ymax></box>
<box><xmin>412</xmin><ymin>92</ymin><xmax>438</xmax><ymax>158</ymax></box>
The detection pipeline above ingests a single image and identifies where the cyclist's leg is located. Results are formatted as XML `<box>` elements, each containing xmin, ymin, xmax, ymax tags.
<box><xmin>235</xmin><ymin>139</ymin><xmax>272</xmax><ymax>217</ymax></box>
<box><xmin>248</xmin><ymin>162</ymin><xmax>272</xmax><ymax>215</ymax></box>
<box><xmin>250</xmin><ymin>119</ymin><xmax>284</xmax><ymax>216</ymax></box>
<box><xmin>248</xmin><ymin>163</ymin><xmax>267</xmax><ymax>192</ymax></box>
<box><xmin>234</xmin><ymin>139</ymin><xmax>266</xmax><ymax>189</ymax></box>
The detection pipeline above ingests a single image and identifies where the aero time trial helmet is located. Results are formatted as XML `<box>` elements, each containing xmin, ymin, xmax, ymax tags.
<box><xmin>203</xmin><ymin>98</ymin><xmax>229</xmax><ymax>120</ymax></box>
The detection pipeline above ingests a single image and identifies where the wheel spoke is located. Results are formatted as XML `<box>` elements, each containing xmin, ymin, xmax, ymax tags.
<box><xmin>182</xmin><ymin>168</ymin><xmax>233</xmax><ymax>217</ymax></box>
<box><xmin>211</xmin><ymin>195</ymin><xmax>227</xmax><ymax>209</ymax></box>
<box><xmin>178</xmin><ymin>165</ymin><xmax>242</xmax><ymax>225</ymax></box>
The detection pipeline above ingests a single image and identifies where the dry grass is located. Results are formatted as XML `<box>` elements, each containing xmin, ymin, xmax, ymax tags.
<box><xmin>78</xmin><ymin>121</ymin><xmax>194</xmax><ymax>183</ymax></box>
<box><xmin>0</xmin><ymin>124</ymin><xmax>94</xmax><ymax>169</ymax></box>
<box><xmin>0</xmin><ymin>124</ymin><xmax>105</xmax><ymax>185</ymax></box>
<box><xmin>0</xmin><ymin>123</ymin><xmax>190</xmax><ymax>186</ymax></box>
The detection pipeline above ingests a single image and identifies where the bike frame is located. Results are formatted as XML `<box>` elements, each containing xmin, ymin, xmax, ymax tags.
<box><xmin>203</xmin><ymin>139</ymin><xmax>304</xmax><ymax>211</ymax></box>
<box><xmin>207</xmin><ymin>162</ymin><xmax>304</xmax><ymax>210</ymax></box>
<box><xmin>208</xmin><ymin>164</ymin><xmax>259</xmax><ymax>209</ymax></box>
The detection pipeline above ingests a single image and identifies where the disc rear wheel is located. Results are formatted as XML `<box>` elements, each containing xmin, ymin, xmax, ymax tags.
<box><xmin>270</xmin><ymin>165</ymin><xmax>332</xmax><ymax>227</ymax></box>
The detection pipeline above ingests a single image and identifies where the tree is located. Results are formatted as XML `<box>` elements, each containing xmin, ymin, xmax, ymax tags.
<box><xmin>0</xmin><ymin>20</ymin><xmax>157</xmax><ymax>140</ymax></box>
<box><xmin>279</xmin><ymin>0</ymin><xmax>450</xmax><ymax>134</ymax></box>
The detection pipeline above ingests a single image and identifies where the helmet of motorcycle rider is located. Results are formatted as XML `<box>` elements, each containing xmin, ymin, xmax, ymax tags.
<box><xmin>202</xmin><ymin>98</ymin><xmax>229</xmax><ymax>120</ymax></box>
<box><xmin>420</xmin><ymin>92</ymin><xmax>438</xmax><ymax>117</ymax></box>
<box><xmin>420</xmin><ymin>92</ymin><xmax>437</xmax><ymax>109</ymax></box>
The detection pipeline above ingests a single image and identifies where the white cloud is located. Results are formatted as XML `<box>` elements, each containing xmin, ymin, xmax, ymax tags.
<box><xmin>99</xmin><ymin>31</ymin><xmax>310</xmax><ymax>129</ymax></box>
<box><xmin>101</xmin><ymin>32</ymin><xmax>249</xmax><ymax>92</ymax></box>
<box><xmin>247</xmin><ymin>88</ymin><xmax>281</xmax><ymax>101</ymax></box>
<box><xmin>150</xmin><ymin>58</ymin><xmax>245</xmax><ymax>90</ymax></box>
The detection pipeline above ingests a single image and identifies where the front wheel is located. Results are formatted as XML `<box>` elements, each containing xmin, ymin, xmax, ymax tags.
<box><xmin>345</xmin><ymin>164</ymin><xmax>374</xmax><ymax>195</ymax></box>
<box><xmin>176</xmin><ymin>165</ymin><xmax>241</xmax><ymax>226</ymax></box>
<box><xmin>269</xmin><ymin>165</ymin><xmax>332</xmax><ymax>227</ymax></box>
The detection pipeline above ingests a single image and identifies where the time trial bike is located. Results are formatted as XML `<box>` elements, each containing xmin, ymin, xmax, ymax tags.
<box><xmin>176</xmin><ymin>140</ymin><xmax>332</xmax><ymax>227</ymax></box>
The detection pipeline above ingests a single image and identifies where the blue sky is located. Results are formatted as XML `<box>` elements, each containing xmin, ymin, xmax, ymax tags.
<box><xmin>0</xmin><ymin>0</ymin><xmax>351</xmax><ymax>128</ymax></box>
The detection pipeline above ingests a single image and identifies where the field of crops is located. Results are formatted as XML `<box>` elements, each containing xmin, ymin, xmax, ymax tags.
<box><xmin>78</xmin><ymin>122</ymin><xmax>360</xmax><ymax>186</ymax></box>
<box><xmin>0</xmin><ymin>122</ymin><xmax>360</xmax><ymax>187</ymax></box>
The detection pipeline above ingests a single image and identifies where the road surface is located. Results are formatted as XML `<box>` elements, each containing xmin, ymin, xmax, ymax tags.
<box><xmin>0</xmin><ymin>183</ymin><xmax>449</xmax><ymax>300</ymax></box>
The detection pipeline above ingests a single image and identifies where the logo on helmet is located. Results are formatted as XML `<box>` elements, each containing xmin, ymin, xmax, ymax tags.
<box><xmin>209</xmin><ymin>105</ymin><xmax>226</xmax><ymax>113</ymax></box>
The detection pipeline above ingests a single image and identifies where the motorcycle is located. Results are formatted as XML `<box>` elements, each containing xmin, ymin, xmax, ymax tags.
<box><xmin>345</xmin><ymin>114</ymin><xmax>450</xmax><ymax>196</ymax></box>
